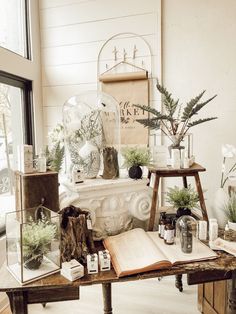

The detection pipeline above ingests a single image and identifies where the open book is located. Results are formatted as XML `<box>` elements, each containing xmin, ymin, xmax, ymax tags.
<box><xmin>103</xmin><ymin>228</ymin><xmax>218</xmax><ymax>277</ymax></box>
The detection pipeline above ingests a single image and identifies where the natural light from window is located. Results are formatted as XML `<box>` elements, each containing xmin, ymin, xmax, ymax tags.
<box><xmin>0</xmin><ymin>0</ymin><xmax>27</xmax><ymax>57</ymax></box>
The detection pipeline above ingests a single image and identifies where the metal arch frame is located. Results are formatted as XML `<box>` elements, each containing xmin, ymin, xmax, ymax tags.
<box><xmin>97</xmin><ymin>32</ymin><xmax>154</xmax><ymax>90</ymax></box>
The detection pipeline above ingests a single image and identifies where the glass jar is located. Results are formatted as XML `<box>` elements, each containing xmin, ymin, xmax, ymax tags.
<box><xmin>176</xmin><ymin>215</ymin><xmax>197</xmax><ymax>254</ymax></box>
<box><xmin>63</xmin><ymin>91</ymin><xmax>120</xmax><ymax>180</ymax></box>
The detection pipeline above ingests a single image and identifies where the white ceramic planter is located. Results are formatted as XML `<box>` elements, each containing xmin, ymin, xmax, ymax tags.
<box><xmin>228</xmin><ymin>221</ymin><xmax>236</xmax><ymax>231</ymax></box>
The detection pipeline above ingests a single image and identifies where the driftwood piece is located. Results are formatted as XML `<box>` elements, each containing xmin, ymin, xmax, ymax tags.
<box><xmin>59</xmin><ymin>205</ymin><xmax>95</xmax><ymax>263</ymax></box>
<box><xmin>102</xmin><ymin>147</ymin><xmax>119</xmax><ymax>179</ymax></box>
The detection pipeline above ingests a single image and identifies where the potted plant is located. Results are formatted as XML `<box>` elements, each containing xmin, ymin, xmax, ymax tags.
<box><xmin>121</xmin><ymin>146</ymin><xmax>151</xmax><ymax>179</ymax></box>
<box><xmin>166</xmin><ymin>185</ymin><xmax>199</xmax><ymax>217</ymax></box>
<box><xmin>134</xmin><ymin>81</ymin><xmax>217</xmax><ymax>149</ymax></box>
<box><xmin>22</xmin><ymin>215</ymin><xmax>57</xmax><ymax>270</ymax></box>
<box><xmin>224</xmin><ymin>194</ymin><xmax>236</xmax><ymax>231</ymax></box>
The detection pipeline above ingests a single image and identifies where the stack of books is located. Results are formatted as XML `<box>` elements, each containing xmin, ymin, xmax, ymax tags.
<box><xmin>60</xmin><ymin>259</ymin><xmax>84</xmax><ymax>281</ymax></box>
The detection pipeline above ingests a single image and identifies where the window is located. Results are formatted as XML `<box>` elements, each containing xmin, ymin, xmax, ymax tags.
<box><xmin>0</xmin><ymin>71</ymin><xmax>33</xmax><ymax>234</ymax></box>
<box><xmin>0</xmin><ymin>0</ymin><xmax>30</xmax><ymax>58</ymax></box>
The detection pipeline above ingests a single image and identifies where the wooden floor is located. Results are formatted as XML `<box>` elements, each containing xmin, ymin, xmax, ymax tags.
<box><xmin>0</xmin><ymin>276</ymin><xmax>199</xmax><ymax>314</ymax></box>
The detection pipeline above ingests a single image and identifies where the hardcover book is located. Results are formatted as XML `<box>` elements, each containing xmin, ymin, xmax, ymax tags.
<box><xmin>103</xmin><ymin>228</ymin><xmax>218</xmax><ymax>277</ymax></box>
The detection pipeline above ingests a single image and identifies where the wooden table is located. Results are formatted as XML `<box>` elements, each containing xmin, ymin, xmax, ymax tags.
<box><xmin>1</xmin><ymin>251</ymin><xmax>236</xmax><ymax>314</ymax></box>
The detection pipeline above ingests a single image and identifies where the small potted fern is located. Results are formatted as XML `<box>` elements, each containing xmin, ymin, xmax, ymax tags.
<box><xmin>121</xmin><ymin>146</ymin><xmax>151</xmax><ymax>179</ymax></box>
<box><xmin>166</xmin><ymin>185</ymin><xmax>199</xmax><ymax>218</ymax></box>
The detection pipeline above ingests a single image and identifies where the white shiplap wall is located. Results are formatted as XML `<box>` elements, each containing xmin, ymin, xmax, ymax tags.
<box><xmin>39</xmin><ymin>0</ymin><xmax>162</xmax><ymax>141</ymax></box>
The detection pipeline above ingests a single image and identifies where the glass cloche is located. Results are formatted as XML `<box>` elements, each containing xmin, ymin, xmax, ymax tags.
<box><xmin>63</xmin><ymin>91</ymin><xmax>120</xmax><ymax>180</ymax></box>
<box><xmin>176</xmin><ymin>215</ymin><xmax>197</xmax><ymax>254</ymax></box>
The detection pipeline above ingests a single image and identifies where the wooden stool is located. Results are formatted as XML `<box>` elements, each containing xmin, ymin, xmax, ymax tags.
<box><xmin>147</xmin><ymin>163</ymin><xmax>208</xmax><ymax>293</ymax></box>
<box><xmin>147</xmin><ymin>163</ymin><xmax>208</xmax><ymax>232</ymax></box>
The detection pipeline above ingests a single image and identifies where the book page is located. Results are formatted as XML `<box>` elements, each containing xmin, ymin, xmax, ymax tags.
<box><xmin>147</xmin><ymin>232</ymin><xmax>218</xmax><ymax>265</ymax></box>
<box><xmin>103</xmin><ymin>228</ymin><xmax>171</xmax><ymax>277</ymax></box>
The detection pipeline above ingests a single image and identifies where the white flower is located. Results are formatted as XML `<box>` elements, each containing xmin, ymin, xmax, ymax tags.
<box><xmin>222</xmin><ymin>144</ymin><xmax>236</xmax><ymax>158</ymax></box>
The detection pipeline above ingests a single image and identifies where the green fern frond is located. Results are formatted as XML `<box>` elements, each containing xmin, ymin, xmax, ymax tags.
<box><xmin>187</xmin><ymin>117</ymin><xmax>217</xmax><ymax>128</ymax></box>
<box><xmin>181</xmin><ymin>90</ymin><xmax>206</xmax><ymax>121</ymax></box>
<box><xmin>136</xmin><ymin>118</ymin><xmax>161</xmax><ymax>130</ymax></box>
<box><xmin>156</xmin><ymin>80</ymin><xmax>178</xmax><ymax>117</ymax></box>
<box><xmin>46</xmin><ymin>142</ymin><xmax>65</xmax><ymax>172</ymax></box>
<box><xmin>133</xmin><ymin>104</ymin><xmax>163</xmax><ymax>117</ymax></box>
<box><xmin>191</xmin><ymin>94</ymin><xmax>217</xmax><ymax>116</ymax></box>
<box><xmin>133</xmin><ymin>104</ymin><xmax>174</xmax><ymax>121</ymax></box>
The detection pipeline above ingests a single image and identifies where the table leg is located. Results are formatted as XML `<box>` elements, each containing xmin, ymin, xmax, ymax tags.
<box><xmin>194</xmin><ymin>173</ymin><xmax>208</xmax><ymax>221</ymax></box>
<box><xmin>6</xmin><ymin>291</ymin><xmax>28</xmax><ymax>314</ymax></box>
<box><xmin>175</xmin><ymin>274</ymin><xmax>183</xmax><ymax>292</ymax></box>
<box><xmin>182</xmin><ymin>176</ymin><xmax>188</xmax><ymax>188</ymax></box>
<box><xmin>148</xmin><ymin>175</ymin><xmax>160</xmax><ymax>231</ymax></box>
<box><xmin>102</xmin><ymin>283</ymin><xmax>112</xmax><ymax>314</ymax></box>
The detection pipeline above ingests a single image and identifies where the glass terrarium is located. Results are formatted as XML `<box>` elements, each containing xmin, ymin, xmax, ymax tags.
<box><xmin>175</xmin><ymin>215</ymin><xmax>197</xmax><ymax>254</ymax></box>
<box><xmin>63</xmin><ymin>90</ymin><xmax>120</xmax><ymax>180</ymax></box>
<box><xmin>6</xmin><ymin>206</ymin><xmax>60</xmax><ymax>285</ymax></box>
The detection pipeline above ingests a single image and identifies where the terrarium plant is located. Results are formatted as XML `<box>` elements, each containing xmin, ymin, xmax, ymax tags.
<box><xmin>134</xmin><ymin>80</ymin><xmax>217</xmax><ymax>148</ymax></box>
<box><xmin>166</xmin><ymin>185</ymin><xmax>199</xmax><ymax>217</ymax></box>
<box><xmin>122</xmin><ymin>146</ymin><xmax>151</xmax><ymax>179</ymax></box>
<box><xmin>22</xmin><ymin>215</ymin><xmax>57</xmax><ymax>270</ymax></box>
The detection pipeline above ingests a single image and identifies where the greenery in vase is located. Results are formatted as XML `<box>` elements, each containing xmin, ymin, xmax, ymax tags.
<box><xmin>122</xmin><ymin>146</ymin><xmax>151</xmax><ymax>168</ymax></box>
<box><xmin>166</xmin><ymin>185</ymin><xmax>199</xmax><ymax>209</ymax></box>
<box><xmin>134</xmin><ymin>80</ymin><xmax>217</xmax><ymax>147</ymax></box>
<box><xmin>22</xmin><ymin>214</ymin><xmax>57</xmax><ymax>260</ymax></box>
<box><xmin>224</xmin><ymin>194</ymin><xmax>236</xmax><ymax>223</ymax></box>
<box><xmin>46</xmin><ymin>123</ymin><xmax>65</xmax><ymax>172</ymax></box>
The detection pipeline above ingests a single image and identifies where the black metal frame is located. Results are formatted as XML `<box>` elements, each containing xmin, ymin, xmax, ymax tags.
<box><xmin>0</xmin><ymin>70</ymin><xmax>34</xmax><ymax>146</ymax></box>
<box><xmin>24</xmin><ymin>0</ymin><xmax>31</xmax><ymax>60</ymax></box>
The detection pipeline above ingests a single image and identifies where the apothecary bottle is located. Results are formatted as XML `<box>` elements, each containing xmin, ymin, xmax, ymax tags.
<box><xmin>158</xmin><ymin>212</ymin><xmax>167</xmax><ymax>239</ymax></box>
<box><xmin>164</xmin><ymin>219</ymin><xmax>175</xmax><ymax>245</ymax></box>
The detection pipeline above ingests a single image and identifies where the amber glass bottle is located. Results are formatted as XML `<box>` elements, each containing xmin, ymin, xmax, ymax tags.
<box><xmin>159</xmin><ymin>212</ymin><xmax>167</xmax><ymax>239</ymax></box>
<box><xmin>164</xmin><ymin>219</ymin><xmax>175</xmax><ymax>245</ymax></box>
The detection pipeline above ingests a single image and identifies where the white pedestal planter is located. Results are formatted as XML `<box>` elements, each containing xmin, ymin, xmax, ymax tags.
<box><xmin>60</xmin><ymin>178</ymin><xmax>152</xmax><ymax>240</ymax></box>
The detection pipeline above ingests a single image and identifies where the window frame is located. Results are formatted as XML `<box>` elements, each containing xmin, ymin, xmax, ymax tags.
<box><xmin>0</xmin><ymin>70</ymin><xmax>34</xmax><ymax>146</ymax></box>
<box><xmin>24</xmin><ymin>0</ymin><xmax>31</xmax><ymax>60</ymax></box>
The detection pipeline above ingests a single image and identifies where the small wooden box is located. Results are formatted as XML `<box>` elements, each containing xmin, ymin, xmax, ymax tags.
<box><xmin>15</xmin><ymin>171</ymin><xmax>59</xmax><ymax>215</ymax></box>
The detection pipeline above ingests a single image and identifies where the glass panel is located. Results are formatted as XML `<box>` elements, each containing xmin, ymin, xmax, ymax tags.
<box><xmin>0</xmin><ymin>0</ymin><xmax>28</xmax><ymax>57</ymax></box>
<box><xmin>0</xmin><ymin>83</ymin><xmax>24</xmax><ymax>234</ymax></box>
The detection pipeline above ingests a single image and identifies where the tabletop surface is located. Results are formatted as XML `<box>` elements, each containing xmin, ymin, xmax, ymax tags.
<box><xmin>148</xmin><ymin>163</ymin><xmax>206</xmax><ymax>174</ymax></box>
<box><xmin>0</xmin><ymin>250</ymin><xmax>236</xmax><ymax>292</ymax></box>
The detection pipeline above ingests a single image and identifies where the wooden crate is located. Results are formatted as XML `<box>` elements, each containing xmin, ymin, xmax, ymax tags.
<box><xmin>198</xmin><ymin>281</ymin><xmax>228</xmax><ymax>314</ymax></box>
<box><xmin>15</xmin><ymin>171</ymin><xmax>59</xmax><ymax>216</ymax></box>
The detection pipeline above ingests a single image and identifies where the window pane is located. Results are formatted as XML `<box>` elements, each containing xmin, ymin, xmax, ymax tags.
<box><xmin>0</xmin><ymin>0</ymin><xmax>28</xmax><ymax>57</ymax></box>
<box><xmin>0</xmin><ymin>83</ymin><xmax>24</xmax><ymax>234</ymax></box>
